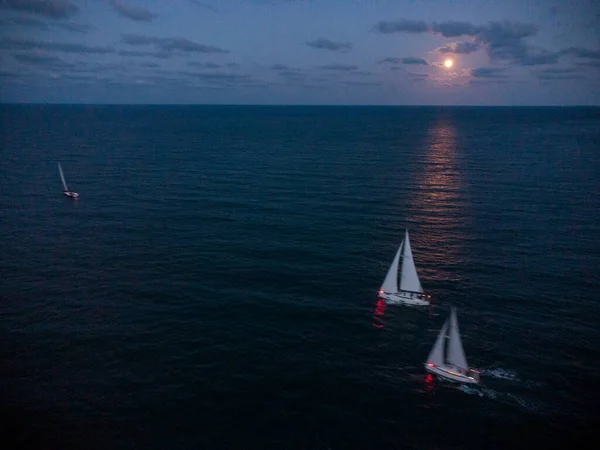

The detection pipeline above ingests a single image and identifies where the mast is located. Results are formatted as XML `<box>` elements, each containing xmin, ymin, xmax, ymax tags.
<box><xmin>380</xmin><ymin>242</ymin><xmax>403</xmax><ymax>293</ymax></box>
<box><xmin>399</xmin><ymin>229</ymin><xmax>423</xmax><ymax>293</ymax></box>
<box><xmin>446</xmin><ymin>308</ymin><xmax>468</xmax><ymax>369</ymax></box>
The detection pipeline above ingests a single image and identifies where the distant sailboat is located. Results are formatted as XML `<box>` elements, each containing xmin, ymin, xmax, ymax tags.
<box><xmin>58</xmin><ymin>163</ymin><xmax>79</xmax><ymax>199</ymax></box>
<box><xmin>425</xmin><ymin>308</ymin><xmax>479</xmax><ymax>384</ymax></box>
<box><xmin>378</xmin><ymin>229</ymin><xmax>430</xmax><ymax>306</ymax></box>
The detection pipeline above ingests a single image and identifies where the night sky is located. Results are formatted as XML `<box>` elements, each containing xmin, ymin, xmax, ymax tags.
<box><xmin>1</xmin><ymin>0</ymin><xmax>599</xmax><ymax>105</ymax></box>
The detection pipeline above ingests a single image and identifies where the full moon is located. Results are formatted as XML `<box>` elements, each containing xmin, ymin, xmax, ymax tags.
<box><xmin>444</xmin><ymin>59</ymin><xmax>454</xmax><ymax>68</ymax></box>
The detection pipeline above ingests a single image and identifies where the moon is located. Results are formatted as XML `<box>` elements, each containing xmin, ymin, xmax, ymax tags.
<box><xmin>444</xmin><ymin>59</ymin><xmax>454</xmax><ymax>68</ymax></box>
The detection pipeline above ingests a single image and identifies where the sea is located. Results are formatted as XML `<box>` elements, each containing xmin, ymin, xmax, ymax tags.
<box><xmin>1</xmin><ymin>104</ymin><xmax>599</xmax><ymax>450</ymax></box>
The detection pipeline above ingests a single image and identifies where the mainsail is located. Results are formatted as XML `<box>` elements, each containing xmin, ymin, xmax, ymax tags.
<box><xmin>58</xmin><ymin>163</ymin><xmax>68</xmax><ymax>191</ymax></box>
<box><xmin>399</xmin><ymin>230</ymin><xmax>423</xmax><ymax>293</ymax></box>
<box><xmin>380</xmin><ymin>242</ymin><xmax>403</xmax><ymax>293</ymax></box>
<box><xmin>426</xmin><ymin>319</ymin><xmax>449</xmax><ymax>366</ymax></box>
<box><xmin>446</xmin><ymin>308</ymin><xmax>468</xmax><ymax>369</ymax></box>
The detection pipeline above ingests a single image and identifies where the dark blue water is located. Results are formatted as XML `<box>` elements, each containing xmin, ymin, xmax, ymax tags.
<box><xmin>1</xmin><ymin>105</ymin><xmax>599</xmax><ymax>449</ymax></box>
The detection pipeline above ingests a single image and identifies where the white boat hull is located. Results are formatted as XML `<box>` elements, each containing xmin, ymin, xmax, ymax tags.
<box><xmin>425</xmin><ymin>363</ymin><xmax>479</xmax><ymax>384</ymax></box>
<box><xmin>63</xmin><ymin>191</ymin><xmax>79</xmax><ymax>199</ymax></box>
<box><xmin>379</xmin><ymin>291</ymin><xmax>429</xmax><ymax>306</ymax></box>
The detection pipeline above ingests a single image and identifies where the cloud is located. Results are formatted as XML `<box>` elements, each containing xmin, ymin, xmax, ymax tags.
<box><xmin>373</xmin><ymin>19</ymin><xmax>429</xmax><ymax>34</ymax></box>
<box><xmin>189</xmin><ymin>0</ymin><xmax>219</xmax><ymax>13</ymax></box>
<box><xmin>55</xmin><ymin>22</ymin><xmax>93</xmax><ymax>33</ymax></box>
<box><xmin>110</xmin><ymin>1</ymin><xmax>157</xmax><ymax>22</ymax></box>
<box><xmin>342</xmin><ymin>80</ymin><xmax>381</xmax><ymax>87</ymax></box>
<box><xmin>537</xmin><ymin>73</ymin><xmax>586</xmax><ymax>80</ymax></box>
<box><xmin>270</xmin><ymin>64</ymin><xmax>290</xmax><ymax>71</ymax></box>
<box><xmin>118</xmin><ymin>50</ymin><xmax>172</xmax><ymax>59</ymax></box>
<box><xmin>561</xmin><ymin>47</ymin><xmax>600</xmax><ymax>60</ymax></box>
<box><xmin>408</xmin><ymin>72</ymin><xmax>429</xmax><ymax>80</ymax></box>
<box><xmin>4</xmin><ymin>16</ymin><xmax>93</xmax><ymax>33</ymax></box>
<box><xmin>189</xmin><ymin>61</ymin><xmax>220</xmax><ymax>68</ymax></box>
<box><xmin>470</xmin><ymin>67</ymin><xmax>508</xmax><ymax>78</ymax></box>
<box><xmin>1</xmin><ymin>36</ymin><xmax>114</xmax><ymax>53</ymax></box>
<box><xmin>436</xmin><ymin>41</ymin><xmax>480</xmax><ymax>55</ymax></box>
<box><xmin>430</xmin><ymin>20</ymin><xmax>564</xmax><ymax>66</ymax></box>
<box><xmin>537</xmin><ymin>67</ymin><xmax>578</xmax><ymax>75</ymax></box>
<box><xmin>10</xmin><ymin>16</ymin><xmax>48</xmax><ymax>28</ymax></box>
<box><xmin>179</xmin><ymin>71</ymin><xmax>253</xmax><ymax>84</ymax></box>
<box><xmin>305</xmin><ymin>38</ymin><xmax>352</xmax><ymax>52</ymax></box>
<box><xmin>535</xmin><ymin>66</ymin><xmax>586</xmax><ymax>80</ymax></box>
<box><xmin>12</xmin><ymin>52</ymin><xmax>69</xmax><ymax>66</ymax></box>
<box><xmin>431</xmin><ymin>21</ymin><xmax>479</xmax><ymax>37</ymax></box>
<box><xmin>1</xmin><ymin>0</ymin><xmax>79</xmax><ymax>19</ymax></box>
<box><xmin>319</xmin><ymin>64</ymin><xmax>358</xmax><ymax>71</ymax></box>
<box><xmin>140</xmin><ymin>62</ymin><xmax>160</xmax><ymax>68</ymax></box>
<box><xmin>121</xmin><ymin>34</ymin><xmax>228</xmax><ymax>54</ymax></box>
<box><xmin>402</xmin><ymin>57</ymin><xmax>428</xmax><ymax>65</ymax></box>
<box><xmin>469</xmin><ymin>79</ymin><xmax>507</xmax><ymax>87</ymax></box>
<box><xmin>379</xmin><ymin>57</ymin><xmax>402</xmax><ymax>64</ymax></box>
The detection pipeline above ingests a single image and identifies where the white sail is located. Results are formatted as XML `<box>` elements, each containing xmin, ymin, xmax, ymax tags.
<box><xmin>380</xmin><ymin>242</ymin><xmax>403</xmax><ymax>293</ymax></box>
<box><xmin>58</xmin><ymin>163</ymin><xmax>68</xmax><ymax>191</ymax></box>
<box><xmin>446</xmin><ymin>308</ymin><xmax>468</xmax><ymax>369</ymax></box>
<box><xmin>399</xmin><ymin>230</ymin><xmax>423</xmax><ymax>293</ymax></box>
<box><xmin>426</xmin><ymin>319</ymin><xmax>449</xmax><ymax>366</ymax></box>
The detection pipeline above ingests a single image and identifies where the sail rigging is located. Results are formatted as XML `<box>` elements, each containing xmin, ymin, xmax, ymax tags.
<box><xmin>380</xmin><ymin>242</ymin><xmax>403</xmax><ymax>294</ymax></box>
<box><xmin>446</xmin><ymin>308</ymin><xmax>468</xmax><ymax>369</ymax></box>
<box><xmin>399</xmin><ymin>230</ymin><xmax>423</xmax><ymax>293</ymax></box>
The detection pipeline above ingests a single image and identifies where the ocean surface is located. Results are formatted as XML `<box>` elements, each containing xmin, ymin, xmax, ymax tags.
<box><xmin>1</xmin><ymin>105</ymin><xmax>599</xmax><ymax>449</ymax></box>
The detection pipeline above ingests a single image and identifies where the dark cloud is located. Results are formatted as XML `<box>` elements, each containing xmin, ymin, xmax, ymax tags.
<box><xmin>305</xmin><ymin>38</ymin><xmax>352</xmax><ymax>52</ymax></box>
<box><xmin>110</xmin><ymin>0</ymin><xmax>157</xmax><ymax>22</ymax></box>
<box><xmin>121</xmin><ymin>34</ymin><xmax>228</xmax><ymax>54</ymax></box>
<box><xmin>402</xmin><ymin>57</ymin><xmax>428</xmax><ymax>65</ymax></box>
<box><xmin>319</xmin><ymin>64</ymin><xmax>358</xmax><ymax>71</ymax></box>
<box><xmin>470</xmin><ymin>67</ymin><xmax>508</xmax><ymax>78</ymax></box>
<box><xmin>1</xmin><ymin>0</ymin><xmax>79</xmax><ymax>20</ymax></box>
<box><xmin>537</xmin><ymin>73</ymin><xmax>586</xmax><ymax>80</ymax></box>
<box><xmin>476</xmin><ymin>21</ymin><xmax>538</xmax><ymax>62</ymax></box>
<box><xmin>429</xmin><ymin>20</ymin><xmax>562</xmax><ymax>66</ymax></box>
<box><xmin>537</xmin><ymin>67</ymin><xmax>578</xmax><ymax>75</ymax></box>
<box><xmin>140</xmin><ymin>62</ymin><xmax>160</xmax><ymax>68</ymax></box>
<box><xmin>407</xmin><ymin>72</ymin><xmax>429</xmax><ymax>80</ymax></box>
<box><xmin>189</xmin><ymin>61</ymin><xmax>220</xmax><ymax>68</ymax></box>
<box><xmin>561</xmin><ymin>47</ymin><xmax>600</xmax><ymax>60</ymax></box>
<box><xmin>431</xmin><ymin>21</ymin><xmax>479</xmax><ymax>37</ymax></box>
<box><xmin>379</xmin><ymin>57</ymin><xmax>402</xmax><ymax>64</ymax></box>
<box><xmin>179</xmin><ymin>71</ymin><xmax>254</xmax><ymax>86</ymax></box>
<box><xmin>270</xmin><ymin>64</ymin><xmax>290</xmax><ymax>71</ymax></box>
<box><xmin>519</xmin><ymin>52</ymin><xmax>561</xmax><ymax>66</ymax></box>
<box><xmin>10</xmin><ymin>16</ymin><xmax>48</xmax><ymax>28</ymax></box>
<box><xmin>3</xmin><ymin>16</ymin><xmax>93</xmax><ymax>33</ymax></box>
<box><xmin>373</xmin><ymin>19</ymin><xmax>429</xmax><ymax>34</ymax></box>
<box><xmin>436</xmin><ymin>41</ymin><xmax>480</xmax><ymax>55</ymax></box>
<box><xmin>577</xmin><ymin>60</ymin><xmax>600</xmax><ymax>68</ymax></box>
<box><xmin>118</xmin><ymin>50</ymin><xmax>172</xmax><ymax>59</ymax></box>
<box><xmin>13</xmin><ymin>52</ymin><xmax>63</xmax><ymax>64</ymax></box>
<box><xmin>189</xmin><ymin>0</ymin><xmax>219</xmax><ymax>13</ymax></box>
<box><xmin>55</xmin><ymin>22</ymin><xmax>93</xmax><ymax>33</ymax></box>
<box><xmin>1</xmin><ymin>36</ymin><xmax>114</xmax><ymax>53</ymax></box>
<box><xmin>342</xmin><ymin>80</ymin><xmax>381</xmax><ymax>87</ymax></box>
<box><xmin>469</xmin><ymin>79</ymin><xmax>507</xmax><ymax>87</ymax></box>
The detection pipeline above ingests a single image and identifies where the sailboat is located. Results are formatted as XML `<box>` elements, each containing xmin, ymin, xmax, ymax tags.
<box><xmin>425</xmin><ymin>308</ymin><xmax>480</xmax><ymax>384</ymax></box>
<box><xmin>58</xmin><ymin>163</ymin><xmax>79</xmax><ymax>199</ymax></box>
<box><xmin>378</xmin><ymin>229</ymin><xmax>430</xmax><ymax>306</ymax></box>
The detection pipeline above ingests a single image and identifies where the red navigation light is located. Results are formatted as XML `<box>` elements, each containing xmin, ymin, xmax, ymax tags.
<box><xmin>427</xmin><ymin>363</ymin><xmax>434</xmax><ymax>367</ymax></box>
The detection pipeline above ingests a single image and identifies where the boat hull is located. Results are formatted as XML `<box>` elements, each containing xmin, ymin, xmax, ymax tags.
<box><xmin>63</xmin><ymin>191</ymin><xmax>79</xmax><ymax>199</ymax></box>
<box><xmin>379</xmin><ymin>291</ymin><xmax>429</xmax><ymax>306</ymax></box>
<box><xmin>425</xmin><ymin>363</ymin><xmax>479</xmax><ymax>384</ymax></box>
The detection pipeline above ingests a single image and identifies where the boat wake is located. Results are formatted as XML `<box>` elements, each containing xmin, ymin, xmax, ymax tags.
<box><xmin>457</xmin><ymin>368</ymin><xmax>547</xmax><ymax>414</ymax></box>
<box><xmin>479</xmin><ymin>367</ymin><xmax>518</xmax><ymax>381</ymax></box>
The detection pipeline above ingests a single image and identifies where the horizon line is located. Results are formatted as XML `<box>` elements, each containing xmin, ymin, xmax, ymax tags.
<box><xmin>1</xmin><ymin>102</ymin><xmax>598</xmax><ymax>108</ymax></box>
